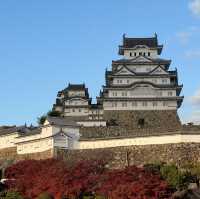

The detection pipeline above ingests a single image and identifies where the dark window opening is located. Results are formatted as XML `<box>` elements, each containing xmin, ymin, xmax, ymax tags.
<box><xmin>134</xmin><ymin>52</ymin><xmax>137</xmax><ymax>56</ymax></box>
<box><xmin>130</xmin><ymin>52</ymin><xmax>132</xmax><ymax>56</ymax></box>
<box><xmin>139</xmin><ymin>52</ymin><xmax>142</xmax><ymax>56</ymax></box>
<box><xmin>138</xmin><ymin>118</ymin><xmax>145</xmax><ymax>128</ymax></box>
<box><xmin>148</xmin><ymin>52</ymin><xmax>151</xmax><ymax>56</ymax></box>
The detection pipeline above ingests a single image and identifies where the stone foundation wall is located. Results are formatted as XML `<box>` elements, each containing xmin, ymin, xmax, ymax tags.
<box><xmin>56</xmin><ymin>143</ymin><xmax>200</xmax><ymax>168</ymax></box>
<box><xmin>0</xmin><ymin>147</ymin><xmax>17</xmax><ymax>160</ymax></box>
<box><xmin>0</xmin><ymin>148</ymin><xmax>54</xmax><ymax>162</ymax></box>
<box><xmin>17</xmin><ymin>149</ymin><xmax>54</xmax><ymax>160</ymax></box>
<box><xmin>104</xmin><ymin>110</ymin><xmax>181</xmax><ymax>130</ymax></box>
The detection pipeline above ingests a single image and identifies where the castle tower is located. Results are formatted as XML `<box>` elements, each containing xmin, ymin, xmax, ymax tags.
<box><xmin>53</xmin><ymin>84</ymin><xmax>92</xmax><ymax>117</ymax></box>
<box><xmin>98</xmin><ymin>34</ymin><xmax>184</xmax><ymax>130</ymax></box>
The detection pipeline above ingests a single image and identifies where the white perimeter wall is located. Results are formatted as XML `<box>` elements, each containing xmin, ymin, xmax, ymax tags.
<box><xmin>77</xmin><ymin>134</ymin><xmax>200</xmax><ymax>149</ymax></box>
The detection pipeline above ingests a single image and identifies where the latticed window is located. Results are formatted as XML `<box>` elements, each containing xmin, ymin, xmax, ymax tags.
<box><xmin>122</xmin><ymin>91</ymin><xmax>127</xmax><ymax>96</ymax></box>
<box><xmin>142</xmin><ymin>102</ymin><xmax>148</xmax><ymax>106</ymax></box>
<box><xmin>122</xmin><ymin>102</ymin><xmax>127</xmax><ymax>107</ymax></box>
<box><xmin>163</xmin><ymin>101</ymin><xmax>168</xmax><ymax>106</ymax></box>
<box><xmin>112</xmin><ymin>102</ymin><xmax>117</xmax><ymax>107</ymax></box>
<box><xmin>153</xmin><ymin>101</ymin><xmax>158</xmax><ymax>106</ymax></box>
<box><xmin>132</xmin><ymin>101</ymin><xmax>137</xmax><ymax>106</ymax></box>
<box><xmin>168</xmin><ymin>91</ymin><xmax>173</xmax><ymax>96</ymax></box>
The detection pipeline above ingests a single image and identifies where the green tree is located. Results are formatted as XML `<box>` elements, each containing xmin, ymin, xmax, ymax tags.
<box><xmin>36</xmin><ymin>192</ymin><xmax>54</xmax><ymax>199</ymax></box>
<box><xmin>0</xmin><ymin>190</ymin><xmax>24</xmax><ymax>199</ymax></box>
<box><xmin>37</xmin><ymin>115</ymin><xmax>47</xmax><ymax>125</ymax></box>
<box><xmin>47</xmin><ymin>110</ymin><xmax>61</xmax><ymax>117</ymax></box>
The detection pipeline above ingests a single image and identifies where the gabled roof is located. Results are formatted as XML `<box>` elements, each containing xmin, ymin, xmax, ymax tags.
<box><xmin>112</xmin><ymin>55</ymin><xmax>171</xmax><ymax>68</ymax></box>
<box><xmin>0</xmin><ymin>126</ymin><xmax>24</xmax><ymax>136</ymax></box>
<box><xmin>119</xmin><ymin>34</ymin><xmax>163</xmax><ymax>55</ymax></box>
<box><xmin>114</xmin><ymin>65</ymin><xmax>136</xmax><ymax>76</ymax></box>
<box><xmin>46</xmin><ymin>117</ymin><xmax>79</xmax><ymax>127</ymax></box>
<box><xmin>57</xmin><ymin>83</ymin><xmax>90</xmax><ymax>99</ymax></box>
<box><xmin>149</xmin><ymin>65</ymin><xmax>168</xmax><ymax>75</ymax></box>
<box><xmin>67</xmin><ymin>84</ymin><xmax>86</xmax><ymax>91</ymax></box>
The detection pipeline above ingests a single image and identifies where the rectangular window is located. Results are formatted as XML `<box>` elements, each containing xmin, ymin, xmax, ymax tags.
<box><xmin>122</xmin><ymin>102</ymin><xmax>127</xmax><ymax>107</ymax></box>
<box><xmin>112</xmin><ymin>92</ymin><xmax>117</xmax><ymax>97</ymax></box>
<box><xmin>134</xmin><ymin>52</ymin><xmax>137</xmax><ymax>56</ymax></box>
<box><xmin>148</xmin><ymin>52</ymin><xmax>151</xmax><ymax>56</ymax></box>
<box><xmin>162</xmin><ymin>79</ymin><xmax>167</xmax><ymax>84</ymax></box>
<box><xmin>142</xmin><ymin>102</ymin><xmax>147</xmax><ymax>106</ymax></box>
<box><xmin>153</xmin><ymin>102</ymin><xmax>157</xmax><ymax>106</ymax></box>
<box><xmin>168</xmin><ymin>91</ymin><xmax>173</xmax><ymax>96</ymax></box>
<box><xmin>112</xmin><ymin>102</ymin><xmax>117</xmax><ymax>107</ymax></box>
<box><xmin>143</xmin><ymin>52</ymin><xmax>146</xmax><ymax>56</ymax></box>
<box><xmin>139</xmin><ymin>52</ymin><xmax>142</xmax><ymax>56</ymax></box>
<box><xmin>122</xmin><ymin>91</ymin><xmax>127</xmax><ymax>97</ymax></box>
<box><xmin>163</xmin><ymin>102</ymin><xmax>168</xmax><ymax>106</ymax></box>
<box><xmin>132</xmin><ymin>101</ymin><xmax>137</xmax><ymax>106</ymax></box>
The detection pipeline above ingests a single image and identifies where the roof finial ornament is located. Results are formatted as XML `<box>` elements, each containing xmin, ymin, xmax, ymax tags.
<box><xmin>123</xmin><ymin>33</ymin><xmax>126</xmax><ymax>43</ymax></box>
<box><xmin>154</xmin><ymin>32</ymin><xmax>158</xmax><ymax>38</ymax></box>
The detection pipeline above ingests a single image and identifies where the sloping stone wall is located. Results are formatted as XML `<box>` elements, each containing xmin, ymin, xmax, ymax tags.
<box><xmin>0</xmin><ymin>147</ymin><xmax>17</xmax><ymax>160</ymax></box>
<box><xmin>55</xmin><ymin>143</ymin><xmax>200</xmax><ymax>168</ymax></box>
<box><xmin>104</xmin><ymin>110</ymin><xmax>181</xmax><ymax>130</ymax></box>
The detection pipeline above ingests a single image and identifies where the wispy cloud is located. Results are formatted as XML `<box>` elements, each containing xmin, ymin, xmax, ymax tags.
<box><xmin>176</xmin><ymin>26</ymin><xmax>200</xmax><ymax>45</ymax></box>
<box><xmin>185</xmin><ymin>49</ymin><xmax>200</xmax><ymax>58</ymax></box>
<box><xmin>176</xmin><ymin>32</ymin><xmax>191</xmax><ymax>44</ymax></box>
<box><xmin>189</xmin><ymin>0</ymin><xmax>200</xmax><ymax>16</ymax></box>
<box><xmin>189</xmin><ymin>111</ymin><xmax>200</xmax><ymax>124</ymax></box>
<box><xmin>189</xmin><ymin>88</ymin><xmax>200</xmax><ymax>106</ymax></box>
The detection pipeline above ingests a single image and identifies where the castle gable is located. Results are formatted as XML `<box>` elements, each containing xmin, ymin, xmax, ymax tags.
<box><xmin>115</xmin><ymin>66</ymin><xmax>136</xmax><ymax>75</ymax></box>
<box><xmin>150</xmin><ymin>66</ymin><xmax>168</xmax><ymax>75</ymax></box>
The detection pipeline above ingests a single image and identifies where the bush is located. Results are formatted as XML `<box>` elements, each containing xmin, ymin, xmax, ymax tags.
<box><xmin>36</xmin><ymin>192</ymin><xmax>54</xmax><ymax>199</ymax></box>
<box><xmin>47</xmin><ymin>110</ymin><xmax>61</xmax><ymax>117</ymax></box>
<box><xmin>5</xmin><ymin>159</ymin><xmax>173</xmax><ymax>199</ymax></box>
<box><xmin>0</xmin><ymin>190</ymin><xmax>24</xmax><ymax>199</ymax></box>
<box><xmin>160</xmin><ymin>164</ymin><xmax>195</xmax><ymax>189</ymax></box>
<box><xmin>37</xmin><ymin>115</ymin><xmax>47</xmax><ymax>125</ymax></box>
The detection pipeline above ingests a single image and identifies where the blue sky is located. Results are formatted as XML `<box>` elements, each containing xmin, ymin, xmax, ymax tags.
<box><xmin>0</xmin><ymin>0</ymin><xmax>200</xmax><ymax>125</ymax></box>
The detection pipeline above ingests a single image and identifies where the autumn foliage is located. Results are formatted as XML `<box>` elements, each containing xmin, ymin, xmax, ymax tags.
<box><xmin>4</xmin><ymin>159</ymin><xmax>173</xmax><ymax>199</ymax></box>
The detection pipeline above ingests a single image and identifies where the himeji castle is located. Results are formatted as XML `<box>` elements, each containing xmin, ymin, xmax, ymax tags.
<box><xmin>53</xmin><ymin>34</ymin><xmax>184</xmax><ymax>130</ymax></box>
<box><xmin>2</xmin><ymin>34</ymin><xmax>200</xmax><ymax>164</ymax></box>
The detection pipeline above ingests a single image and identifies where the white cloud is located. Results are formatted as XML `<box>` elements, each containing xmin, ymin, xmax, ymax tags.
<box><xmin>189</xmin><ymin>0</ymin><xmax>200</xmax><ymax>16</ymax></box>
<box><xmin>185</xmin><ymin>49</ymin><xmax>200</xmax><ymax>58</ymax></box>
<box><xmin>176</xmin><ymin>27</ymin><xmax>199</xmax><ymax>45</ymax></box>
<box><xmin>176</xmin><ymin>32</ymin><xmax>191</xmax><ymax>44</ymax></box>
<box><xmin>189</xmin><ymin>88</ymin><xmax>200</xmax><ymax>105</ymax></box>
<box><xmin>188</xmin><ymin>111</ymin><xmax>200</xmax><ymax>124</ymax></box>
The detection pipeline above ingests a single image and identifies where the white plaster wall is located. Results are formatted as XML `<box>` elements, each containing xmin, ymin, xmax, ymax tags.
<box><xmin>65</xmin><ymin>99</ymin><xmax>88</xmax><ymax>106</ymax></box>
<box><xmin>112</xmin><ymin>77</ymin><xmax>171</xmax><ymax>86</ymax></box>
<box><xmin>64</xmin><ymin>108</ymin><xmax>89</xmax><ymax>116</ymax></box>
<box><xmin>103</xmin><ymin>100</ymin><xmax>177</xmax><ymax>110</ymax></box>
<box><xmin>0</xmin><ymin>133</ymin><xmax>18</xmax><ymax>149</ymax></box>
<box><xmin>17</xmin><ymin>137</ymin><xmax>53</xmax><ymax>154</ymax></box>
<box><xmin>77</xmin><ymin>134</ymin><xmax>200</xmax><ymax>149</ymax></box>
<box><xmin>68</xmin><ymin>91</ymin><xmax>85</xmax><ymax>97</ymax></box>
<box><xmin>108</xmin><ymin>89</ymin><xmax>176</xmax><ymax>98</ymax></box>
<box><xmin>124</xmin><ymin>48</ymin><xmax>158</xmax><ymax>59</ymax></box>
<box><xmin>77</xmin><ymin>121</ymin><xmax>107</xmax><ymax>127</ymax></box>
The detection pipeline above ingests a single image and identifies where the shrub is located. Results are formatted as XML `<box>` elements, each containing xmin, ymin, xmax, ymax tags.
<box><xmin>0</xmin><ymin>190</ymin><xmax>24</xmax><ymax>199</ymax></box>
<box><xmin>5</xmin><ymin>159</ymin><xmax>173</xmax><ymax>199</ymax></box>
<box><xmin>47</xmin><ymin>110</ymin><xmax>61</xmax><ymax>117</ymax></box>
<box><xmin>37</xmin><ymin>115</ymin><xmax>47</xmax><ymax>125</ymax></box>
<box><xmin>160</xmin><ymin>164</ymin><xmax>195</xmax><ymax>189</ymax></box>
<box><xmin>36</xmin><ymin>192</ymin><xmax>54</xmax><ymax>199</ymax></box>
